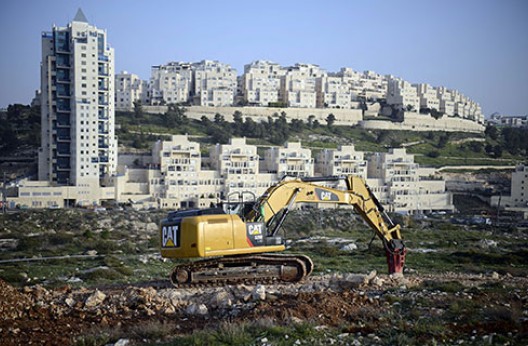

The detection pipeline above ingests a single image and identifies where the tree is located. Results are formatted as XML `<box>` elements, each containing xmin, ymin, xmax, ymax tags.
<box><xmin>431</xmin><ymin>108</ymin><xmax>444</xmax><ymax>120</ymax></box>
<box><xmin>493</xmin><ymin>144</ymin><xmax>503</xmax><ymax>158</ymax></box>
<box><xmin>307</xmin><ymin>115</ymin><xmax>316</xmax><ymax>129</ymax></box>
<box><xmin>427</xmin><ymin>150</ymin><xmax>440</xmax><ymax>158</ymax></box>
<box><xmin>485</xmin><ymin>124</ymin><xmax>499</xmax><ymax>141</ymax></box>
<box><xmin>326</xmin><ymin>113</ymin><xmax>336</xmax><ymax>128</ymax></box>
<box><xmin>133</xmin><ymin>100</ymin><xmax>144</xmax><ymax>122</ymax></box>
<box><xmin>437</xmin><ymin>133</ymin><xmax>450</xmax><ymax>148</ymax></box>
<box><xmin>200</xmin><ymin>115</ymin><xmax>211</xmax><ymax>126</ymax></box>
<box><xmin>469</xmin><ymin>141</ymin><xmax>484</xmax><ymax>153</ymax></box>
<box><xmin>214</xmin><ymin>113</ymin><xmax>225</xmax><ymax>125</ymax></box>
<box><xmin>162</xmin><ymin>104</ymin><xmax>188</xmax><ymax>128</ymax></box>
<box><xmin>0</xmin><ymin>118</ymin><xmax>18</xmax><ymax>152</ymax></box>
<box><xmin>232</xmin><ymin>111</ymin><xmax>244</xmax><ymax>136</ymax></box>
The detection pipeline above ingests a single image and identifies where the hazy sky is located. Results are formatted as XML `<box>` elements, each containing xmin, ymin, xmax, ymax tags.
<box><xmin>1</xmin><ymin>0</ymin><xmax>527</xmax><ymax>116</ymax></box>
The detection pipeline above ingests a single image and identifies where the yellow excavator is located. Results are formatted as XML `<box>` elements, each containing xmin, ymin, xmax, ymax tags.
<box><xmin>160</xmin><ymin>175</ymin><xmax>406</xmax><ymax>287</ymax></box>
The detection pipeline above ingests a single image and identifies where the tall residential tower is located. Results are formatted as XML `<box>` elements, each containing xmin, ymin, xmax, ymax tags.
<box><xmin>38</xmin><ymin>9</ymin><xmax>117</xmax><ymax>186</ymax></box>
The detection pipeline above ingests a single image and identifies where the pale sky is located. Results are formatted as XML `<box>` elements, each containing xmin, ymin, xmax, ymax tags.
<box><xmin>1</xmin><ymin>0</ymin><xmax>527</xmax><ymax>117</ymax></box>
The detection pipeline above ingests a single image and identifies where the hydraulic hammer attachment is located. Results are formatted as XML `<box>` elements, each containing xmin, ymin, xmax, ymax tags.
<box><xmin>385</xmin><ymin>239</ymin><xmax>406</xmax><ymax>274</ymax></box>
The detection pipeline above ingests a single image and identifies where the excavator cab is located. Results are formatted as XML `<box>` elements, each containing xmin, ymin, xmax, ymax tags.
<box><xmin>222</xmin><ymin>191</ymin><xmax>258</xmax><ymax>221</ymax></box>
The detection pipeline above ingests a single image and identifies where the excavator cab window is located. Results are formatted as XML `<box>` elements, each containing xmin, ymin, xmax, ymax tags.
<box><xmin>223</xmin><ymin>191</ymin><xmax>257</xmax><ymax>221</ymax></box>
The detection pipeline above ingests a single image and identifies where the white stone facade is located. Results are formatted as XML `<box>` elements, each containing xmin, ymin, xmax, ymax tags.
<box><xmin>150</xmin><ymin>62</ymin><xmax>193</xmax><ymax>105</ymax></box>
<box><xmin>316</xmin><ymin>145</ymin><xmax>367</xmax><ymax>178</ymax></box>
<box><xmin>281</xmin><ymin>63</ymin><xmax>326</xmax><ymax>108</ymax></box>
<box><xmin>263</xmin><ymin>142</ymin><xmax>314</xmax><ymax>178</ymax></box>
<box><xmin>193</xmin><ymin>60</ymin><xmax>237</xmax><ymax>107</ymax></box>
<box><xmin>38</xmin><ymin>9</ymin><xmax>117</xmax><ymax>187</ymax></box>
<box><xmin>241</xmin><ymin>60</ymin><xmax>285</xmax><ymax>106</ymax></box>
<box><xmin>367</xmin><ymin>148</ymin><xmax>453</xmax><ymax>213</ymax></box>
<box><xmin>386</xmin><ymin>79</ymin><xmax>420</xmax><ymax>112</ymax></box>
<box><xmin>115</xmin><ymin>71</ymin><xmax>148</xmax><ymax>109</ymax></box>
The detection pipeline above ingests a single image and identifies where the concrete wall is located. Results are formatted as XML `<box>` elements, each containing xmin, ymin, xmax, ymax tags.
<box><xmin>141</xmin><ymin>105</ymin><xmax>363</xmax><ymax>126</ymax></box>
<box><xmin>360</xmin><ymin>112</ymin><xmax>484</xmax><ymax>133</ymax></box>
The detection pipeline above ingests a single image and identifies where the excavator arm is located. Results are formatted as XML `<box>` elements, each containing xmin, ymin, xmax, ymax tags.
<box><xmin>246</xmin><ymin>175</ymin><xmax>406</xmax><ymax>274</ymax></box>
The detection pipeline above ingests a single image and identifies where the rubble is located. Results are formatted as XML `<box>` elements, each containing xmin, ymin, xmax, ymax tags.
<box><xmin>0</xmin><ymin>271</ymin><xmax>527</xmax><ymax>344</ymax></box>
<box><xmin>84</xmin><ymin>290</ymin><xmax>106</xmax><ymax>308</ymax></box>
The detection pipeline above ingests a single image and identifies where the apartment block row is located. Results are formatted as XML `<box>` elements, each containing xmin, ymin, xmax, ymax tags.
<box><xmin>387</xmin><ymin>80</ymin><xmax>484</xmax><ymax>123</ymax></box>
<box><xmin>9</xmin><ymin>135</ymin><xmax>453</xmax><ymax>213</ymax></box>
<box><xmin>116</xmin><ymin>60</ymin><xmax>483</xmax><ymax>124</ymax></box>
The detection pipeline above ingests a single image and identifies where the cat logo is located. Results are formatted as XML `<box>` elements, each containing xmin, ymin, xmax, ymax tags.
<box><xmin>320</xmin><ymin>191</ymin><xmax>332</xmax><ymax>201</ymax></box>
<box><xmin>315</xmin><ymin>188</ymin><xmax>338</xmax><ymax>201</ymax></box>
<box><xmin>248</xmin><ymin>223</ymin><xmax>262</xmax><ymax>235</ymax></box>
<box><xmin>162</xmin><ymin>225</ymin><xmax>179</xmax><ymax>247</ymax></box>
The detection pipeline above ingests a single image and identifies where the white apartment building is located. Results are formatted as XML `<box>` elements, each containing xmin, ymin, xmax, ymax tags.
<box><xmin>316</xmin><ymin>76</ymin><xmax>355</xmax><ymax>109</ymax></box>
<box><xmin>489</xmin><ymin>114</ymin><xmax>528</xmax><ymax>127</ymax></box>
<box><xmin>38</xmin><ymin>9</ymin><xmax>117</xmax><ymax>187</ymax></box>
<box><xmin>152</xmin><ymin>135</ymin><xmax>223</xmax><ymax>208</ymax></box>
<box><xmin>241</xmin><ymin>60</ymin><xmax>285</xmax><ymax>106</ymax></box>
<box><xmin>414</xmin><ymin>83</ymin><xmax>440</xmax><ymax>111</ymax></box>
<box><xmin>316</xmin><ymin>145</ymin><xmax>367</xmax><ymax>178</ymax></box>
<box><xmin>193</xmin><ymin>60</ymin><xmax>237</xmax><ymax>107</ymax></box>
<box><xmin>386</xmin><ymin>79</ymin><xmax>420</xmax><ymax>111</ymax></box>
<box><xmin>263</xmin><ymin>142</ymin><xmax>314</xmax><ymax>178</ymax></box>
<box><xmin>358</xmin><ymin>70</ymin><xmax>388</xmax><ymax>101</ymax></box>
<box><xmin>367</xmin><ymin>148</ymin><xmax>453</xmax><ymax>213</ymax></box>
<box><xmin>436</xmin><ymin>86</ymin><xmax>454</xmax><ymax>116</ymax></box>
<box><xmin>209</xmin><ymin>137</ymin><xmax>276</xmax><ymax>199</ymax></box>
<box><xmin>115</xmin><ymin>71</ymin><xmax>149</xmax><ymax>109</ymax></box>
<box><xmin>150</xmin><ymin>62</ymin><xmax>193</xmax><ymax>105</ymax></box>
<box><xmin>491</xmin><ymin>165</ymin><xmax>528</xmax><ymax>213</ymax></box>
<box><xmin>509</xmin><ymin>165</ymin><xmax>528</xmax><ymax>207</ymax></box>
<box><xmin>281</xmin><ymin>63</ymin><xmax>326</xmax><ymax>108</ymax></box>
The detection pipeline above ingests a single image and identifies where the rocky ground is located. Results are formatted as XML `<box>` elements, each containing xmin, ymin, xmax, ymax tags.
<box><xmin>1</xmin><ymin>270</ymin><xmax>527</xmax><ymax>345</ymax></box>
<box><xmin>1</xmin><ymin>209</ymin><xmax>528</xmax><ymax>345</ymax></box>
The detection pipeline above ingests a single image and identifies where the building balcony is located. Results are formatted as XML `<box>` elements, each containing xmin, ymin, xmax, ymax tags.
<box><xmin>98</xmin><ymin>55</ymin><xmax>109</xmax><ymax>62</ymax></box>
<box><xmin>99</xmin><ymin>156</ymin><xmax>109</xmax><ymax>163</ymax></box>
<box><xmin>56</xmin><ymin>105</ymin><xmax>71</xmax><ymax>112</ymax></box>
<box><xmin>56</xmin><ymin>135</ymin><xmax>71</xmax><ymax>142</ymax></box>
<box><xmin>56</xmin><ymin>92</ymin><xmax>70</xmax><ymax>98</ymax></box>
<box><xmin>56</xmin><ymin>164</ymin><xmax>71</xmax><ymax>170</ymax></box>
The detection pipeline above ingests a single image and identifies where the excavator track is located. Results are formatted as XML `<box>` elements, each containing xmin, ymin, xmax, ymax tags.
<box><xmin>169</xmin><ymin>254</ymin><xmax>314</xmax><ymax>288</ymax></box>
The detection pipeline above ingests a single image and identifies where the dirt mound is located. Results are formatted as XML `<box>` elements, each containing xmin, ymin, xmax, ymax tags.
<box><xmin>0</xmin><ymin>279</ymin><xmax>32</xmax><ymax>320</ymax></box>
<box><xmin>245</xmin><ymin>290</ymin><xmax>376</xmax><ymax>327</ymax></box>
<box><xmin>1</xmin><ymin>273</ymin><xmax>527</xmax><ymax>345</ymax></box>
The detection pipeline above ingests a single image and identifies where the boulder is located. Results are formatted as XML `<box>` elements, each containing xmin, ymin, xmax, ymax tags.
<box><xmin>478</xmin><ymin>239</ymin><xmax>498</xmax><ymax>249</ymax></box>
<box><xmin>330</xmin><ymin>274</ymin><xmax>365</xmax><ymax>290</ymax></box>
<box><xmin>340</xmin><ymin>243</ymin><xmax>358</xmax><ymax>252</ymax></box>
<box><xmin>85</xmin><ymin>290</ymin><xmax>106</xmax><ymax>308</ymax></box>
<box><xmin>186</xmin><ymin>303</ymin><xmax>208</xmax><ymax>316</ymax></box>
<box><xmin>209</xmin><ymin>290</ymin><xmax>233</xmax><ymax>308</ymax></box>
<box><xmin>252</xmin><ymin>284</ymin><xmax>266</xmax><ymax>301</ymax></box>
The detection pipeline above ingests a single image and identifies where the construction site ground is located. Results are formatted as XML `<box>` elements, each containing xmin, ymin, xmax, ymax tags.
<box><xmin>1</xmin><ymin>209</ymin><xmax>527</xmax><ymax>345</ymax></box>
